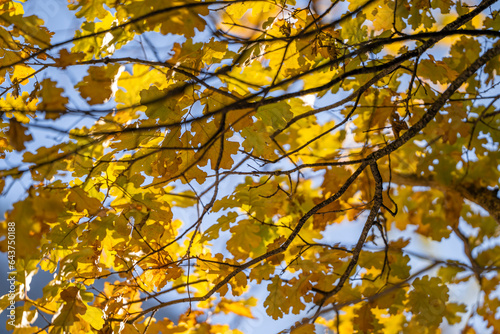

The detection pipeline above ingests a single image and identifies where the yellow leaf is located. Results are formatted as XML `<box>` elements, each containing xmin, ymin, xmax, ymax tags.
<box><xmin>227</xmin><ymin>220</ymin><xmax>262</xmax><ymax>260</ymax></box>
<box><xmin>249</xmin><ymin>262</ymin><xmax>275</xmax><ymax>284</ymax></box>
<box><xmin>216</xmin><ymin>298</ymin><xmax>255</xmax><ymax>318</ymax></box>
<box><xmin>52</xmin><ymin>287</ymin><xmax>87</xmax><ymax>327</ymax></box>
<box><xmin>264</xmin><ymin>276</ymin><xmax>287</xmax><ymax>320</ymax></box>
<box><xmin>79</xmin><ymin>305</ymin><xmax>105</xmax><ymax>330</ymax></box>
<box><xmin>139</xmin><ymin>85</ymin><xmax>184</xmax><ymax>122</ymax></box>
<box><xmin>11</xmin><ymin>65</ymin><xmax>35</xmax><ymax>85</ymax></box>
<box><xmin>68</xmin><ymin>0</ymin><xmax>108</xmax><ymax>20</ymax></box>
<box><xmin>355</xmin><ymin>303</ymin><xmax>377</xmax><ymax>332</ymax></box>
<box><xmin>229</xmin><ymin>272</ymin><xmax>248</xmax><ymax>297</ymax></box>
<box><xmin>0</xmin><ymin>92</ymin><xmax>37</xmax><ymax>114</ymax></box>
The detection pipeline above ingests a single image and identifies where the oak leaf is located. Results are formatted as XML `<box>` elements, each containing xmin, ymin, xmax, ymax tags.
<box><xmin>76</xmin><ymin>64</ymin><xmax>122</xmax><ymax>105</ymax></box>
<box><xmin>7</xmin><ymin>118</ymin><xmax>32</xmax><ymax>151</ymax></box>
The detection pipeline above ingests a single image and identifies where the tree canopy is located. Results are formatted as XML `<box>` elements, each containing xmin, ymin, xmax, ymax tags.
<box><xmin>0</xmin><ymin>0</ymin><xmax>500</xmax><ymax>332</ymax></box>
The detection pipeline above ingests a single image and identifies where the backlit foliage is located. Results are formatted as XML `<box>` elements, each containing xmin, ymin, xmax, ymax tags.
<box><xmin>1</xmin><ymin>0</ymin><xmax>500</xmax><ymax>332</ymax></box>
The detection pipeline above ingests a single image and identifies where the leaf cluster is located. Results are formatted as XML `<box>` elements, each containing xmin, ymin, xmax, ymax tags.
<box><xmin>0</xmin><ymin>0</ymin><xmax>499</xmax><ymax>333</ymax></box>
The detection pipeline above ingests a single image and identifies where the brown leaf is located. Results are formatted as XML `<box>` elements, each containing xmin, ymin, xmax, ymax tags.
<box><xmin>75</xmin><ymin>64</ymin><xmax>121</xmax><ymax>105</ymax></box>
<box><xmin>390</xmin><ymin>111</ymin><xmax>409</xmax><ymax>139</ymax></box>
<box><xmin>54</xmin><ymin>49</ymin><xmax>85</xmax><ymax>69</ymax></box>
<box><xmin>7</xmin><ymin>119</ymin><xmax>33</xmax><ymax>151</ymax></box>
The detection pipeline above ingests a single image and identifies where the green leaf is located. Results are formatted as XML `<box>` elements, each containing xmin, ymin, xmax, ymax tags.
<box><xmin>68</xmin><ymin>187</ymin><xmax>102</xmax><ymax>215</ymax></box>
<box><xmin>256</xmin><ymin>101</ymin><xmax>293</xmax><ymax>130</ymax></box>
<box><xmin>264</xmin><ymin>276</ymin><xmax>287</xmax><ymax>320</ymax></box>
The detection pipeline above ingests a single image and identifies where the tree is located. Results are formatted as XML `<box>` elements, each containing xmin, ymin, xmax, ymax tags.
<box><xmin>0</xmin><ymin>0</ymin><xmax>499</xmax><ymax>332</ymax></box>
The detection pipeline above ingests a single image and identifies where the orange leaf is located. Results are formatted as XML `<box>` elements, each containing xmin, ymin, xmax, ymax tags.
<box><xmin>36</xmin><ymin>78</ymin><xmax>68</xmax><ymax>119</ymax></box>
